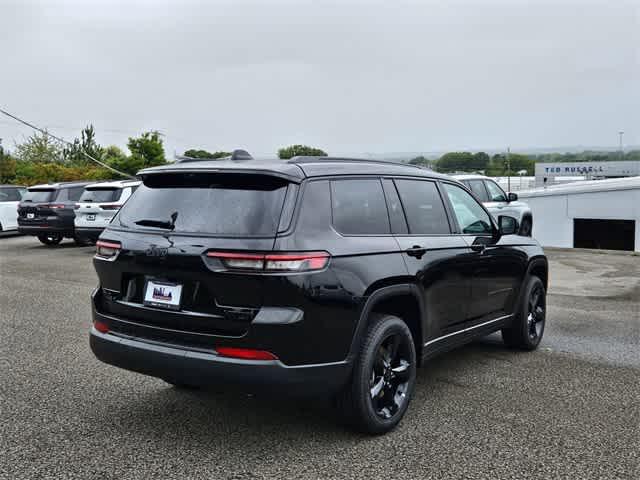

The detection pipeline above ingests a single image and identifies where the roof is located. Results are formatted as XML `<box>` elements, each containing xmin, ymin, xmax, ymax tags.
<box><xmin>451</xmin><ymin>174</ymin><xmax>487</xmax><ymax>181</ymax></box>
<box><xmin>0</xmin><ymin>184</ymin><xmax>25</xmax><ymax>188</ymax></box>
<box><xmin>138</xmin><ymin>157</ymin><xmax>450</xmax><ymax>182</ymax></box>
<box><xmin>28</xmin><ymin>181</ymin><xmax>93</xmax><ymax>190</ymax></box>
<box><xmin>518</xmin><ymin>176</ymin><xmax>640</xmax><ymax>198</ymax></box>
<box><xmin>84</xmin><ymin>179</ymin><xmax>141</xmax><ymax>189</ymax></box>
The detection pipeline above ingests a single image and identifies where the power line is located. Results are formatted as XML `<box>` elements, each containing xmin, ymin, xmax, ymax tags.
<box><xmin>0</xmin><ymin>107</ymin><xmax>135</xmax><ymax>179</ymax></box>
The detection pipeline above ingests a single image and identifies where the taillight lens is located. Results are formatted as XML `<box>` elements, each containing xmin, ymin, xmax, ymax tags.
<box><xmin>94</xmin><ymin>320</ymin><xmax>109</xmax><ymax>334</ymax></box>
<box><xmin>74</xmin><ymin>204</ymin><xmax>81</xmax><ymax>210</ymax></box>
<box><xmin>206</xmin><ymin>251</ymin><xmax>330</xmax><ymax>272</ymax></box>
<box><xmin>216</xmin><ymin>347</ymin><xmax>278</xmax><ymax>361</ymax></box>
<box><xmin>49</xmin><ymin>204</ymin><xmax>65</xmax><ymax>209</ymax></box>
<box><xmin>99</xmin><ymin>204</ymin><xmax>121</xmax><ymax>210</ymax></box>
<box><xmin>96</xmin><ymin>240</ymin><xmax>121</xmax><ymax>259</ymax></box>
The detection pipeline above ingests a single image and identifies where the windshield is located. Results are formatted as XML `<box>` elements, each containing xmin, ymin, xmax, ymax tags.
<box><xmin>22</xmin><ymin>189</ymin><xmax>55</xmax><ymax>203</ymax></box>
<box><xmin>117</xmin><ymin>173</ymin><xmax>289</xmax><ymax>236</ymax></box>
<box><xmin>79</xmin><ymin>188</ymin><xmax>122</xmax><ymax>203</ymax></box>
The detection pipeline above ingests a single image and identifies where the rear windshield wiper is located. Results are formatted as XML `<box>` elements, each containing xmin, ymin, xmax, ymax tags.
<box><xmin>134</xmin><ymin>212</ymin><xmax>178</xmax><ymax>230</ymax></box>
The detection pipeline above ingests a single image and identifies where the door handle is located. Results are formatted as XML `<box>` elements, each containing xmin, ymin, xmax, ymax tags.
<box><xmin>406</xmin><ymin>245</ymin><xmax>427</xmax><ymax>259</ymax></box>
<box><xmin>470</xmin><ymin>243</ymin><xmax>486</xmax><ymax>253</ymax></box>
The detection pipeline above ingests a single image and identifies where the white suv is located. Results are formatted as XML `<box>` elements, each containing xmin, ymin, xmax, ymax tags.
<box><xmin>74</xmin><ymin>180</ymin><xmax>140</xmax><ymax>243</ymax></box>
<box><xmin>0</xmin><ymin>185</ymin><xmax>27</xmax><ymax>233</ymax></box>
<box><xmin>453</xmin><ymin>174</ymin><xmax>533</xmax><ymax>236</ymax></box>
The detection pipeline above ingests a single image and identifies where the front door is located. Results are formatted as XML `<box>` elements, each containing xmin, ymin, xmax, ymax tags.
<box><xmin>385</xmin><ymin>178</ymin><xmax>472</xmax><ymax>338</ymax></box>
<box><xmin>441</xmin><ymin>182</ymin><xmax>523</xmax><ymax>320</ymax></box>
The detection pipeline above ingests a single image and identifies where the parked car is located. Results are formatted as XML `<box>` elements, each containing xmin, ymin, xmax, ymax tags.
<box><xmin>18</xmin><ymin>181</ymin><xmax>92</xmax><ymax>245</ymax></box>
<box><xmin>453</xmin><ymin>174</ymin><xmax>533</xmax><ymax>236</ymax></box>
<box><xmin>74</xmin><ymin>180</ymin><xmax>141</xmax><ymax>244</ymax></box>
<box><xmin>0</xmin><ymin>185</ymin><xmax>27</xmax><ymax>232</ymax></box>
<box><xmin>90</xmin><ymin>156</ymin><xmax>548</xmax><ymax>434</ymax></box>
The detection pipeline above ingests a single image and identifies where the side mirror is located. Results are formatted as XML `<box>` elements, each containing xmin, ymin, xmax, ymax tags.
<box><xmin>498</xmin><ymin>215</ymin><xmax>519</xmax><ymax>235</ymax></box>
<box><xmin>507</xmin><ymin>192</ymin><xmax>518</xmax><ymax>202</ymax></box>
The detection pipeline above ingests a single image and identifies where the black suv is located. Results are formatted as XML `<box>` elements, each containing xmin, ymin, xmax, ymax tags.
<box><xmin>18</xmin><ymin>181</ymin><xmax>92</xmax><ymax>245</ymax></box>
<box><xmin>90</xmin><ymin>157</ymin><xmax>548</xmax><ymax>434</ymax></box>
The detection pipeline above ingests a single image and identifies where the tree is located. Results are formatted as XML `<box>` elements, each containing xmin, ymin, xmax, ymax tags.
<box><xmin>0</xmin><ymin>146</ymin><xmax>17</xmax><ymax>183</ymax></box>
<box><xmin>127</xmin><ymin>131</ymin><xmax>166</xmax><ymax>168</ymax></box>
<box><xmin>435</xmin><ymin>152</ymin><xmax>475</xmax><ymax>172</ymax></box>
<box><xmin>277</xmin><ymin>145</ymin><xmax>327</xmax><ymax>159</ymax></box>
<box><xmin>471</xmin><ymin>152</ymin><xmax>490</xmax><ymax>171</ymax></box>
<box><xmin>63</xmin><ymin>125</ymin><xmax>103</xmax><ymax>166</ymax></box>
<box><xmin>183</xmin><ymin>149</ymin><xmax>231</xmax><ymax>159</ymax></box>
<box><xmin>14</xmin><ymin>131</ymin><xmax>63</xmax><ymax>163</ymax></box>
<box><xmin>103</xmin><ymin>145</ymin><xmax>139</xmax><ymax>176</ymax></box>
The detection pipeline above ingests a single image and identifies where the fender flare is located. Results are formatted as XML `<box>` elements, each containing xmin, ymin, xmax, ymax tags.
<box><xmin>346</xmin><ymin>283</ymin><xmax>425</xmax><ymax>361</ymax></box>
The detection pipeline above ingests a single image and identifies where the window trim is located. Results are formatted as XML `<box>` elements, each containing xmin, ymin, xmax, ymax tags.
<box><xmin>439</xmin><ymin>180</ymin><xmax>497</xmax><ymax>237</ymax></box>
<box><xmin>390</xmin><ymin>177</ymin><xmax>454</xmax><ymax>237</ymax></box>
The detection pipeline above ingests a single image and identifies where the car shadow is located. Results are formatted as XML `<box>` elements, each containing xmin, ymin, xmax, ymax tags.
<box><xmin>95</xmin><ymin>335</ymin><xmax>521</xmax><ymax>445</ymax></box>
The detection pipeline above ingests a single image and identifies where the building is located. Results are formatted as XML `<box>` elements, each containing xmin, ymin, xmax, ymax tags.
<box><xmin>535</xmin><ymin>160</ymin><xmax>640</xmax><ymax>187</ymax></box>
<box><xmin>519</xmin><ymin>177</ymin><xmax>640</xmax><ymax>252</ymax></box>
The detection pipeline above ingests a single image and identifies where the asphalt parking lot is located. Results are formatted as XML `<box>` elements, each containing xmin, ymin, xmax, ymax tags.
<box><xmin>1</xmin><ymin>235</ymin><xmax>638</xmax><ymax>479</ymax></box>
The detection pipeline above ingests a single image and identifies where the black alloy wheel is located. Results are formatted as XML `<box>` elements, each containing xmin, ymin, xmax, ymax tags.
<box><xmin>527</xmin><ymin>282</ymin><xmax>546</xmax><ymax>342</ymax></box>
<box><xmin>502</xmin><ymin>275</ymin><xmax>546</xmax><ymax>350</ymax></box>
<box><xmin>337</xmin><ymin>314</ymin><xmax>416</xmax><ymax>434</ymax></box>
<box><xmin>37</xmin><ymin>233</ymin><xmax>63</xmax><ymax>246</ymax></box>
<box><xmin>369</xmin><ymin>333</ymin><xmax>412</xmax><ymax>419</ymax></box>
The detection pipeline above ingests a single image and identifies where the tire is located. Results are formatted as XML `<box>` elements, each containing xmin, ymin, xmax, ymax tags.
<box><xmin>74</xmin><ymin>235</ymin><xmax>94</xmax><ymax>246</ymax></box>
<box><xmin>502</xmin><ymin>276</ymin><xmax>546</xmax><ymax>350</ymax></box>
<box><xmin>519</xmin><ymin>217</ymin><xmax>532</xmax><ymax>237</ymax></box>
<box><xmin>337</xmin><ymin>313</ymin><xmax>417</xmax><ymax>435</ymax></box>
<box><xmin>37</xmin><ymin>233</ymin><xmax>63</xmax><ymax>246</ymax></box>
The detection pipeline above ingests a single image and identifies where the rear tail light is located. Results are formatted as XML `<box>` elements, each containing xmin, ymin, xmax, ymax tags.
<box><xmin>216</xmin><ymin>347</ymin><xmax>278</xmax><ymax>361</ymax></box>
<box><xmin>96</xmin><ymin>240</ymin><xmax>121</xmax><ymax>259</ymax></box>
<box><xmin>99</xmin><ymin>204</ymin><xmax>121</xmax><ymax>210</ymax></box>
<box><xmin>74</xmin><ymin>204</ymin><xmax>80</xmax><ymax>210</ymax></box>
<box><xmin>94</xmin><ymin>320</ymin><xmax>109</xmax><ymax>334</ymax></box>
<box><xmin>48</xmin><ymin>204</ymin><xmax>65</xmax><ymax>209</ymax></box>
<box><xmin>206</xmin><ymin>251</ymin><xmax>330</xmax><ymax>272</ymax></box>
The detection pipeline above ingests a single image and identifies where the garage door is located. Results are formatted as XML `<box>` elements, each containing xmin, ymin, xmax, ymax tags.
<box><xmin>573</xmin><ymin>219</ymin><xmax>636</xmax><ymax>251</ymax></box>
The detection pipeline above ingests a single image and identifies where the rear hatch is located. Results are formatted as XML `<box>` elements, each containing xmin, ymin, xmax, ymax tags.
<box><xmin>94</xmin><ymin>171</ymin><xmax>298</xmax><ymax>344</ymax></box>
<box><xmin>18</xmin><ymin>188</ymin><xmax>57</xmax><ymax>221</ymax></box>
<box><xmin>75</xmin><ymin>186</ymin><xmax>123</xmax><ymax>227</ymax></box>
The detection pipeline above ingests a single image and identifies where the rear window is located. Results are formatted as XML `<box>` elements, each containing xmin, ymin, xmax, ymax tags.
<box><xmin>394</xmin><ymin>179</ymin><xmax>450</xmax><ymax>235</ymax></box>
<box><xmin>466</xmin><ymin>180</ymin><xmax>489</xmax><ymax>202</ymax></box>
<box><xmin>22</xmin><ymin>189</ymin><xmax>55</xmax><ymax>203</ymax></box>
<box><xmin>79</xmin><ymin>188</ymin><xmax>123</xmax><ymax>203</ymax></box>
<box><xmin>117</xmin><ymin>173</ymin><xmax>289</xmax><ymax>236</ymax></box>
<box><xmin>330</xmin><ymin>179</ymin><xmax>390</xmax><ymax>235</ymax></box>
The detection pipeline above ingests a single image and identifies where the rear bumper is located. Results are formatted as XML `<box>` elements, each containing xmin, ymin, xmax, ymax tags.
<box><xmin>75</xmin><ymin>227</ymin><xmax>104</xmax><ymax>240</ymax></box>
<box><xmin>18</xmin><ymin>217</ymin><xmax>74</xmax><ymax>236</ymax></box>
<box><xmin>90</xmin><ymin>328</ymin><xmax>351</xmax><ymax>394</ymax></box>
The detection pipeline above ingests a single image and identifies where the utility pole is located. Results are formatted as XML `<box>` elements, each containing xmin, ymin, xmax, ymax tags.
<box><xmin>618</xmin><ymin>131</ymin><xmax>624</xmax><ymax>159</ymax></box>
<box><xmin>506</xmin><ymin>147</ymin><xmax>511</xmax><ymax>192</ymax></box>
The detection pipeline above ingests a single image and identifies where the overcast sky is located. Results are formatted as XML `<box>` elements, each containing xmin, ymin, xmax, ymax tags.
<box><xmin>1</xmin><ymin>0</ymin><xmax>638</xmax><ymax>158</ymax></box>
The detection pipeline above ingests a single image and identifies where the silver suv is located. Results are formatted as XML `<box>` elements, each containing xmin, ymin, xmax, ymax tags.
<box><xmin>453</xmin><ymin>174</ymin><xmax>533</xmax><ymax>236</ymax></box>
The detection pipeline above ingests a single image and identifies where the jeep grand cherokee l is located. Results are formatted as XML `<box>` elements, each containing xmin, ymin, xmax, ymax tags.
<box><xmin>18</xmin><ymin>181</ymin><xmax>92</xmax><ymax>245</ymax></box>
<box><xmin>90</xmin><ymin>156</ymin><xmax>548</xmax><ymax>434</ymax></box>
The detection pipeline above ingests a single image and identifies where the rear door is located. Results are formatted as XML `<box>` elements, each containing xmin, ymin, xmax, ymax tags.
<box><xmin>94</xmin><ymin>172</ymin><xmax>296</xmax><ymax>338</ymax></box>
<box><xmin>389</xmin><ymin>178</ymin><xmax>472</xmax><ymax>337</ymax></box>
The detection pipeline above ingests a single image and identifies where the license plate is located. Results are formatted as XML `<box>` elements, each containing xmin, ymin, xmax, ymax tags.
<box><xmin>27</xmin><ymin>213</ymin><xmax>35</xmax><ymax>219</ymax></box>
<box><xmin>143</xmin><ymin>280</ymin><xmax>183</xmax><ymax>310</ymax></box>
<box><xmin>86</xmin><ymin>214</ymin><xmax>96</xmax><ymax>221</ymax></box>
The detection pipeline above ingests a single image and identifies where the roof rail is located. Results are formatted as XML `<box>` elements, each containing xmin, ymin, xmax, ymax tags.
<box><xmin>176</xmin><ymin>149</ymin><xmax>254</xmax><ymax>163</ymax></box>
<box><xmin>288</xmin><ymin>156</ymin><xmax>422</xmax><ymax>169</ymax></box>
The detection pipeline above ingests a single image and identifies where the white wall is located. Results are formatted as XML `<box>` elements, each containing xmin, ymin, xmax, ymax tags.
<box><xmin>524</xmin><ymin>188</ymin><xmax>640</xmax><ymax>252</ymax></box>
